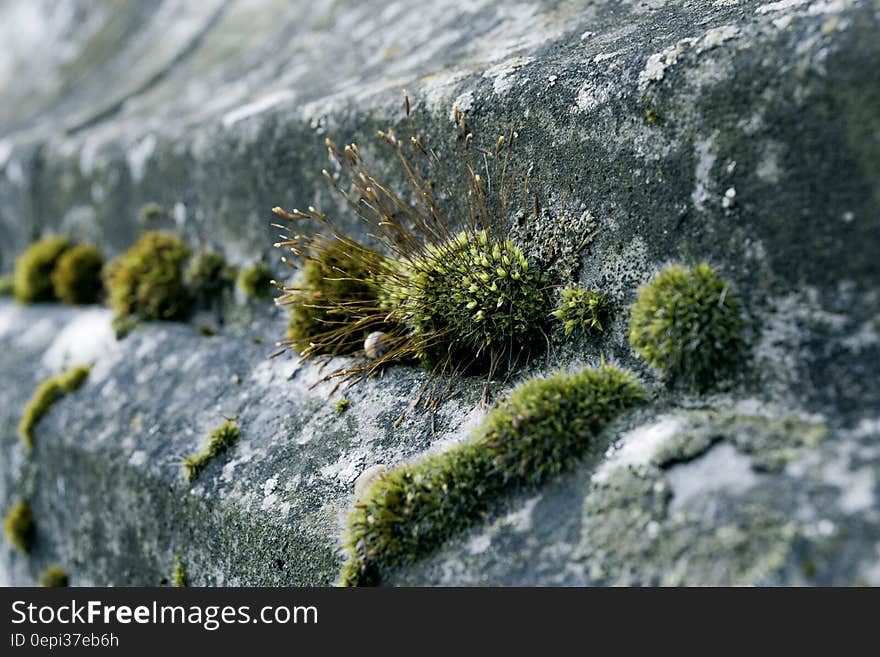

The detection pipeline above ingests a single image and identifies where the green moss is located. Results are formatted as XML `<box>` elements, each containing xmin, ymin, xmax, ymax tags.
<box><xmin>0</xmin><ymin>273</ymin><xmax>13</xmax><ymax>296</ymax></box>
<box><xmin>140</xmin><ymin>202</ymin><xmax>170</xmax><ymax>222</ymax></box>
<box><xmin>57</xmin><ymin>365</ymin><xmax>91</xmax><ymax>392</ymax></box>
<box><xmin>172</xmin><ymin>556</ymin><xmax>187</xmax><ymax>587</ymax></box>
<box><xmin>183</xmin><ymin>419</ymin><xmax>241</xmax><ymax>483</ymax></box>
<box><xmin>105</xmin><ymin>232</ymin><xmax>191</xmax><ymax>323</ymax></box>
<box><xmin>39</xmin><ymin>565</ymin><xmax>69</xmax><ymax>587</ymax></box>
<box><xmin>51</xmin><ymin>243</ymin><xmax>104</xmax><ymax>305</ymax></box>
<box><xmin>389</xmin><ymin>230</ymin><xmax>546</xmax><ymax>366</ymax></box>
<box><xmin>287</xmin><ymin>238</ymin><xmax>383</xmax><ymax>354</ymax></box>
<box><xmin>18</xmin><ymin>365</ymin><xmax>91</xmax><ymax>450</ymax></box>
<box><xmin>111</xmin><ymin>314</ymin><xmax>139</xmax><ymax>340</ymax></box>
<box><xmin>340</xmin><ymin>363</ymin><xmax>644</xmax><ymax>586</ymax></box>
<box><xmin>185</xmin><ymin>250</ymin><xmax>235</xmax><ymax>299</ymax></box>
<box><xmin>237</xmin><ymin>262</ymin><xmax>273</xmax><ymax>298</ymax></box>
<box><xmin>274</xmin><ymin>121</ymin><xmax>553</xmax><ymax>397</ymax></box>
<box><xmin>552</xmin><ymin>286</ymin><xmax>609</xmax><ymax>335</ymax></box>
<box><xmin>13</xmin><ymin>236</ymin><xmax>71</xmax><ymax>303</ymax></box>
<box><xmin>334</xmin><ymin>398</ymin><xmax>351</xmax><ymax>413</ymax></box>
<box><xmin>628</xmin><ymin>263</ymin><xmax>745</xmax><ymax>390</ymax></box>
<box><xmin>4</xmin><ymin>500</ymin><xmax>34</xmax><ymax>553</ymax></box>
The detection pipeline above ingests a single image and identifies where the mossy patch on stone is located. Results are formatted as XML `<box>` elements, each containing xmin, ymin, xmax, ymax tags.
<box><xmin>237</xmin><ymin>262</ymin><xmax>273</xmax><ymax>298</ymax></box>
<box><xmin>185</xmin><ymin>250</ymin><xmax>235</xmax><ymax>300</ymax></box>
<box><xmin>13</xmin><ymin>236</ymin><xmax>71</xmax><ymax>303</ymax></box>
<box><xmin>578</xmin><ymin>466</ymin><xmax>797</xmax><ymax>586</ymax></box>
<box><xmin>552</xmin><ymin>286</ymin><xmax>609</xmax><ymax>336</ymax></box>
<box><xmin>183</xmin><ymin>418</ymin><xmax>241</xmax><ymax>483</ymax></box>
<box><xmin>628</xmin><ymin>263</ymin><xmax>745</xmax><ymax>391</ymax></box>
<box><xmin>51</xmin><ymin>243</ymin><xmax>104</xmax><ymax>305</ymax></box>
<box><xmin>0</xmin><ymin>273</ymin><xmax>13</xmax><ymax>296</ymax></box>
<box><xmin>39</xmin><ymin>565</ymin><xmax>69</xmax><ymax>587</ymax></box>
<box><xmin>340</xmin><ymin>363</ymin><xmax>644</xmax><ymax>586</ymax></box>
<box><xmin>389</xmin><ymin>230</ymin><xmax>547</xmax><ymax>367</ymax></box>
<box><xmin>334</xmin><ymin>398</ymin><xmax>351</xmax><ymax>413</ymax></box>
<box><xmin>105</xmin><ymin>231</ymin><xmax>191</xmax><ymax>324</ymax></box>
<box><xmin>140</xmin><ymin>202</ymin><xmax>170</xmax><ymax>222</ymax></box>
<box><xmin>286</xmin><ymin>238</ymin><xmax>383</xmax><ymax>355</ymax></box>
<box><xmin>726</xmin><ymin>414</ymin><xmax>827</xmax><ymax>473</ymax></box>
<box><xmin>273</xmin><ymin>120</ymin><xmax>555</xmax><ymax>401</ymax></box>
<box><xmin>111</xmin><ymin>314</ymin><xmax>139</xmax><ymax>340</ymax></box>
<box><xmin>655</xmin><ymin>410</ymin><xmax>829</xmax><ymax>474</ymax></box>
<box><xmin>4</xmin><ymin>500</ymin><xmax>34</xmax><ymax>554</ymax></box>
<box><xmin>18</xmin><ymin>365</ymin><xmax>91</xmax><ymax>450</ymax></box>
<box><xmin>172</xmin><ymin>556</ymin><xmax>187</xmax><ymax>586</ymax></box>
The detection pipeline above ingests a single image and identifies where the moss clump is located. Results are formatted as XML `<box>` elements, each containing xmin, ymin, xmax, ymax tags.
<box><xmin>13</xmin><ymin>236</ymin><xmax>71</xmax><ymax>303</ymax></box>
<box><xmin>334</xmin><ymin>398</ymin><xmax>351</xmax><ymax>413</ymax></box>
<box><xmin>273</xmin><ymin>112</ymin><xmax>553</xmax><ymax>402</ymax></box>
<box><xmin>390</xmin><ymin>230</ymin><xmax>546</xmax><ymax>366</ymax></box>
<box><xmin>628</xmin><ymin>263</ymin><xmax>745</xmax><ymax>390</ymax></box>
<box><xmin>111</xmin><ymin>314</ymin><xmax>139</xmax><ymax>340</ymax></box>
<box><xmin>4</xmin><ymin>500</ymin><xmax>35</xmax><ymax>553</ymax></box>
<box><xmin>340</xmin><ymin>363</ymin><xmax>644</xmax><ymax>586</ymax></box>
<box><xmin>140</xmin><ymin>202</ymin><xmax>170</xmax><ymax>222</ymax></box>
<box><xmin>185</xmin><ymin>250</ymin><xmax>235</xmax><ymax>299</ymax></box>
<box><xmin>0</xmin><ymin>273</ymin><xmax>13</xmax><ymax>296</ymax></box>
<box><xmin>39</xmin><ymin>565</ymin><xmax>69</xmax><ymax>587</ymax></box>
<box><xmin>51</xmin><ymin>243</ymin><xmax>104</xmax><ymax>305</ymax></box>
<box><xmin>552</xmin><ymin>286</ymin><xmax>609</xmax><ymax>336</ymax></box>
<box><xmin>237</xmin><ymin>262</ymin><xmax>273</xmax><ymax>298</ymax></box>
<box><xmin>18</xmin><ymin>365</ymin><xmax>91</xmax><ymax>450</ymax></box>
<box><xmin>183</xmin><ymin>419</ymin><xmax>240</xmax><ymax>482</ymax></box>
<box><xmin>105</xmin><ymin>232</ymin><xmax>191</xmax><ymax>323</ymax></box>
<box><xmin>287</xmin><ymin>238</ymin><xmax>383</xmax><ymax>354</ymax></box>
<box><xmin>172</xmin><ymin>556</ymin><xmax>187</xmax><ymax>587</ymax></box>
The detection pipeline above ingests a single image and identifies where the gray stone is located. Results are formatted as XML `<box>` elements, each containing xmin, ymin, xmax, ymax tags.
<box><xmin>2</xmin><ymin>0</ymin><xmax>879</xmax><ymax>585</ymax></box>
<box><xmin>0</xmin><ymin>300</ymin><xmax>483</xmax><ymax>585</ymax></box>
<box><xmin>390</xmin><ymin>405</ymin><xmax>880</xmax><ymax>586</ymax></box>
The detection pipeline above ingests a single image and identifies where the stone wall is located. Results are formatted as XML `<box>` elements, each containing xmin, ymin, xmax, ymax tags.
<box><xmin>1</xmin><ymin>0</ymin><xmax>878</xmax><ymax>586</ymax></box>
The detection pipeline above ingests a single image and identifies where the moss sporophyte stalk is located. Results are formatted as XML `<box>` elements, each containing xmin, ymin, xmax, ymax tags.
<box><xmin>272</xmin><ymin>94</ymin><xmax>561</xmax><ymax>408</ymax></box>
<box><xmin>285</xmin><ymin>237</ymin><xmax>385</xmax><ymax>355</ymax></box>
<box><xmin>339</xmin><ymin>363</ymin><xmax>644</xmax><ymax>586</ymax></box>
<box><xmin>183</xmin><ymin>419</ymin><xmax>241</xmax><ymax>482</ymax></box>
<box><xmin>18</xmin><ymin>365</ymin><xmax>91</xmax><ymax>450</ymax></box>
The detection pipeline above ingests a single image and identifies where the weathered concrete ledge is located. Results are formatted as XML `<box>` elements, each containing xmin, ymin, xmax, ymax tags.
<box><xmin>0</xmin><ymin>300</ymin><xmax>485</xmax><ymax>585</ymax></box>
<box><xmin>2</xmin><ymin>0</ymin><xmax>879</xmax><ymax>585</ymax></box>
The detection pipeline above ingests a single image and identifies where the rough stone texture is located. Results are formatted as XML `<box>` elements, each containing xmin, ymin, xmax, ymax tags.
<box><xmin>2</xmin><ymin>0</ymin><xmax>879</xmax><ymax>585</ymax></box>
<box><xmin>0</xmin><ymin>301</ymin><xmax>484</xmax><ymax>585</ymax></box>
